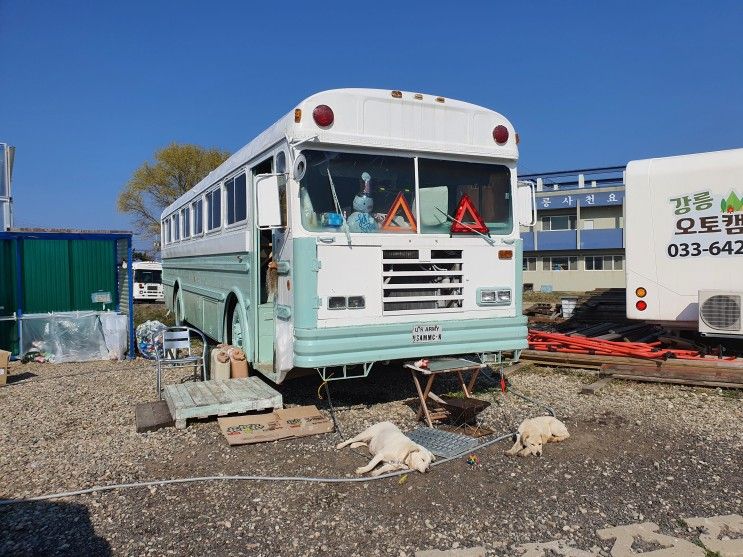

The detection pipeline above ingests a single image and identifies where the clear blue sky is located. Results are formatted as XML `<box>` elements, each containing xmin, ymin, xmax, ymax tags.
<box><xmin>1</xmin><ymin>1</ymin><xmax>742</xmax><ymax>248</ymax></box>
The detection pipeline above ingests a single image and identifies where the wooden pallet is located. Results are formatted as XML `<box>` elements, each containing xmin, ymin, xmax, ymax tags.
<box><xmin>163</xmin><ymin>377</ymin><xmax>283</xmax><ymax>429</ymax></box>
<box><xmin>521</xmin><ymin>349</ymin><xmax>743</xmax><ymax>388</ymax></box>
<box><xmin>602</xmin><ymin>363</ymin><xmax>743</xmax><ymax>389</ymax></box>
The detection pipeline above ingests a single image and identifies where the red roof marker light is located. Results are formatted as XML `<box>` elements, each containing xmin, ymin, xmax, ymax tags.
<box><xmin>312</xmin><ymin>105</ymin><xmax>334</xmax><ymax>127</ymax></box>
<box><xmin>493</xmin><ymin>125</ymin><xmax>509</xmax><ymax>144</ymax></box>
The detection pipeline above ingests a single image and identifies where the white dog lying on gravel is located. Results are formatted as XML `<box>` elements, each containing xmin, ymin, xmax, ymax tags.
<box><xmin>336</xmin><ymin>421</ymin><xmax>435</xmax><ymax>476</ymax></box>
<box><xmin>506</xmin><ymin>416</ymin><xmax>570</xmax><ymax>457</ymax></box>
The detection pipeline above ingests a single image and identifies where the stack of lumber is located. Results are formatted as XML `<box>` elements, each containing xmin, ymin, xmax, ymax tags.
<box><xmin>556</xmin><ymin>322</ymin><xmax>662</xmax><ymax>342</ymax></box>
<box><xmin>524</xmin><ymin>303</ymin><xmax>555</xmax><ymax>317</ymax></box>
<box><xmin>528</xmin><ymin>331</ymin><xmax>707</xmax><ymax>360</ymax></box>
<box><xmin>522</xmin><ymin>330</ymin><xmax>743</xmax><ymax>388</ymax></box>
<box><xmin>570</xmin><ymin>288</ymin><xmax>627</xmax><ymax>323</ymax></box>
<box><xmin>601</xmin><ymin>360</ymin><xmax>743</xmax><ymax>389</ymax></box>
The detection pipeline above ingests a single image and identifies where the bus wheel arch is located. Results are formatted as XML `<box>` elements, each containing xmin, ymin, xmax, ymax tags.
<box><xmin>224</xmin><ymin>292</ymin><xmax>250</xmax><ymax>357</ymax></box>
<box><xmin>173</xmin><ymin>282</ymin><xmax>185</xmax><ymax>326</ymax></box>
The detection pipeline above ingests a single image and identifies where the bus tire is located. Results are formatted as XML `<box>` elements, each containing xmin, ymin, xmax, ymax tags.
<box><xmin>227</xmin><ymin>301</ymin><xmax>246</xmax><ymax>350</ymax></box>
<box><xmin>174</xmin><ymin>288</ymin><xmax>185</xmax><ymax>326</ymax></box>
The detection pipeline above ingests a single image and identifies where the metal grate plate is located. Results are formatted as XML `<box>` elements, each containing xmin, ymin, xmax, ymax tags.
<box><xmin>406</xmin><ymin>426</ymin><xmax>479</xmax><ymax>458</ymax></box>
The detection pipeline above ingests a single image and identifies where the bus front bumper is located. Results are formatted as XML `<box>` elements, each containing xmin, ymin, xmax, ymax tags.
<box><xmin>293</xmin><ymin>316</ymin><xmax>527</xmax><ymax>368</ymax></box>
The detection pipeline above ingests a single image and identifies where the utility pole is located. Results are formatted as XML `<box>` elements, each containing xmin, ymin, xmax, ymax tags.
<box><xmin>0</xmin><ymin>143</ymin><xmax>15</xmax><ymax>231</ymax></box>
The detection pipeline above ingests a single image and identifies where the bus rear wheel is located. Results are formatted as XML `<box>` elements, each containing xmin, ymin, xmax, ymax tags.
<box><xmin>227</xmin><ymin>302</ymin><xmax>245</xmax><ymax>350</ymax></box>
<box><xmin>174</xmin><ymin>289</ymin><xmax>185</xmax><ymax>326</ymax></box>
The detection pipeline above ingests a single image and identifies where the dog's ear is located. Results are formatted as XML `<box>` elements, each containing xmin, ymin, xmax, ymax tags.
<box><xmin>405</xmin><ymin>450</ymin><xmax>422</xmax><ymax>470</ymax></box>
<box><xmin>406</xmin><ymin>449</ymin><xmax>432</xmax><ymax>473</ymax></box>
<box><xmin>520</xmin><ymin>431</ymin><xmax>530</xmax><ymax>448</ymax></box>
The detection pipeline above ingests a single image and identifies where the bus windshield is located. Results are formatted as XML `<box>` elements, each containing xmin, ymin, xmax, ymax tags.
<box><xmin>298</xmin><ymin>150</ymin><xmax>513</xmax><ymax>235</ymax></box>
<box><xmin>299</xmin><ymin>151</ymin><xmax>415</xmax><ymax>233</ymax></box>
<box><xmin>134</xmin><ymin>269</ymin><xmax>162</xmax><ymax>284</ymax></box>
<box><xmin>418</xmin><ymin>158</ymin><xmax>512</xmax><ymax>235</ymax></box>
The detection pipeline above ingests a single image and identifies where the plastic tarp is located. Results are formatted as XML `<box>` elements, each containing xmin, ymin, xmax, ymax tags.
<box><xmin>20</xmin><ymin>311</ymin><xmax>129</xmax><ymax>363</ymax></box>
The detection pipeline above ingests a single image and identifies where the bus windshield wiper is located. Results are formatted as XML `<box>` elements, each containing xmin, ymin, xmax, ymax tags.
<box><xmin>434</xmin><ymin>207</ymin><xmax>495</xmax><ymax>245</ymax></box>
<box><xmin>327</xmin><ymin>168</ymin><xmax>352</xmax><ymax>247</ymax></box>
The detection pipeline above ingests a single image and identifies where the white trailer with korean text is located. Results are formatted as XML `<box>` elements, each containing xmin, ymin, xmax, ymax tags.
<box><xmin>625</xmin><ymin>148</ymin><xmax>743</xmax><ymax>336</ymax></box>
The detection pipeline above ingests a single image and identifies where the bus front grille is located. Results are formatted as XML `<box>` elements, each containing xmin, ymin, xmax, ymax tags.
<box><xmin>382</xmin><ymin>250</ymin><xmax>464</xmax><ymax>314</ymax></box>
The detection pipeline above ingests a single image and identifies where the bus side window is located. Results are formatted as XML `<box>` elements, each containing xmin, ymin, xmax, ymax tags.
<box><xmin>275</xmin><ymin>152</ymin><xmax>286</xmax><ymax>174</ymax></box>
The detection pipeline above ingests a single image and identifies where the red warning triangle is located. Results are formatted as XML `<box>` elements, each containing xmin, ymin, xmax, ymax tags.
<box><xmin>381</xmin><ymin>192</ymin><xmax>417</xmax><ymax>232</ymax></box>
<box><xmin>450</xmin><ymin>194</ymin><xmax>489</xmax><ymax>234</ymax></box>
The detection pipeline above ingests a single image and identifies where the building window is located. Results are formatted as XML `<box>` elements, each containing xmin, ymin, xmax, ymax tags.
<box><xmin>181</xmin><ymin>207</ymin><xmax>190</xmax><ymax>238</ymax></box>
<box><xmin>192</xmin><ymin>199</ymin><xmax>203</xmax><ymax>235</ymax></box>
<box><xmin>173</xmin><ymin>213</ymin><xmax>180</xmax><ymax>241</ymax></box>
<box><xmin>523</xmin><ymin>257</ymin><xmax>537</xmax><ymax>271</ymax></box>
<box><xmin>585</xmin><ymin>255</ymin><xmax>624</xmax><ymax>270</ymax></box>
<box><xmin>543</xmin><ymin>256</ymin><xmax>577</xmax><ymax>271</ymax></box>
<box><xmin>542</xmin><ymin>215</ymin><xmax>576</xmax><ymax>231</ymax></box>
<box><xmin>207</xmin><ymin>188</ymin><xmax>222</xmax><ymax>231</ymax></box>
<box><xmin>225</xmin><ymin>172</ymin><xmax>247</xmax><ymax>225</ymax></box>
<box><xmin>585</xmin><ymin>256</ymin><xmax>603</xmax><ymax>270</ymax></box>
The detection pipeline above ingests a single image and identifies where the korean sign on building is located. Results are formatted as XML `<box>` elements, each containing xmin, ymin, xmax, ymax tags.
<box><xmin>668</xmin><ymin>190</ymin><xmax>743</xmax><ymax>258</ymax></box>
<box><xmin>538</xmin><ymin>191</ymin><xmax>624</xmax><ymax>209</ymax></box>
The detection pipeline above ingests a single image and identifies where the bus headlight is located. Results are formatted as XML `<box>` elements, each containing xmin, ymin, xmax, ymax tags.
<box><xmin>328</xmin><ymin>296</ymin><xmax>346</xmax><ymax>310</ymax></box>
<box><xmin>480</xmin><ymin>290</ymin><xmax>497</xmax><ymax>304</ymax></box>
<box><xmin>348</xmin><ymin>296</ymin><xmax>365</xmax><ymax>309</ymax></box>
<box><xmin>478</xmin><ymin>288</ymin><xmax>512</xmax><ymax>306</ymax></box>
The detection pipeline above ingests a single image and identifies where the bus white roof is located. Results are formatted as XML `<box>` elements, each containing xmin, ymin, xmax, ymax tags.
<box><xmin>163</xmin><ymin>88</ymin><xmax>518</xmax><ymax>218</ymax></box>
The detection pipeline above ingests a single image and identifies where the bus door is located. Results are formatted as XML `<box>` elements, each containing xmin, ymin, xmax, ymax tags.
<box><xmin>255</xmin><ymin>228</ymin><xmax>275</xmax><ymax>365</ymax></box>
<box><xmin>253</xmin><ymin>159</ymin><xmax>276</xmax><ymax>366</ymax></box>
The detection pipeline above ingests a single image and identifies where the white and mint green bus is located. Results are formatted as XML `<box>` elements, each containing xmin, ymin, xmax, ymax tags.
<box><xmin>161</xmin><ymin>89</ymin><xmax>535</xmax><ymax>383</ymax></box>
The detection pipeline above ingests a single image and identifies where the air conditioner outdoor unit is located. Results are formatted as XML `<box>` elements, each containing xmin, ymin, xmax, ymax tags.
<box><xmin>698</xmin><ymin>290</ymin><xmax>743</xmax><ymax>337</ymax></box>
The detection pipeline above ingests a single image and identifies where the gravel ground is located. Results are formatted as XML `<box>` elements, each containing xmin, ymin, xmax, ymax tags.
<box><xmin>0</xmin><ymin>357</ymin><xmax>741</xmax><ymax>556</ymax></box>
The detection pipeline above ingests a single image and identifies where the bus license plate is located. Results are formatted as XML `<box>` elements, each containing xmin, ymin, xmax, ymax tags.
<box><xmin>412</xmin><ymin>324</ymin><xmax>442</xmax><ymax>343</ymax></box>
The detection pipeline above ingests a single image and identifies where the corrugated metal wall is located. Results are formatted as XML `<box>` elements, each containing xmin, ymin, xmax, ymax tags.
<box><xmin>69</xmin><ymin>240</ymin><xmax>117</xmax><ymax>310</ymax></box>
<box><xmin>117</xmin><ymin>239</ymin><xmax>130</xmax><ymax>315</ymax></box>
<box><xmin>22</xmin><ymin>240</ymin><xmax>71</xmax><ymax>313</ymax></box>
<box><xmin>0</xmin><ymin>239</ymin><xmax>18</xmax><ymax>351</ymax></box>
<box><xmin>0</xmin><ymin>239</ymin><xmax>15</xmax><ymax>315</ymax></box>
<box><xmin>21</xmin><ymin>239</ymin><xmax>116</xmax><ymax>313</ymax></box>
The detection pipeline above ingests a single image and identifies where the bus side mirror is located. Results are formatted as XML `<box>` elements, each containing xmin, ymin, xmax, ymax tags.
<box><xmin>256</xmin><ymin>175</ymin><xmax>283</xmax><ymax>229</ymax></box>
<box><xmin>517</xmin><ymin>180</ymin><xmax>537</xmax><ymax>227</ymax></box>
